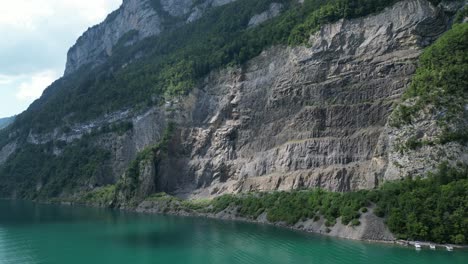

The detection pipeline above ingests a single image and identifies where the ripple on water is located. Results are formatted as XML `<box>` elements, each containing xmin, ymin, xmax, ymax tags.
<box><xmin>0</xmin><ymin>228</ymin><xmax>42</xmax><ymax>264</ymax></box>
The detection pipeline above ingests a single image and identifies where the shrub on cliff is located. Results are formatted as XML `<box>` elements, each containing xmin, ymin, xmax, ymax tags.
<box><xmin>390</xmin><ymin>23</ymin><xmax>468</xmax><ymax>146</ymax></box>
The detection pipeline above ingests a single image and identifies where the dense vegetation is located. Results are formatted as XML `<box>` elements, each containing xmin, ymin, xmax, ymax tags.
<box><xmin>374</xmin><ymin>163</ymin><xmax>467</xmax><ymax>244</ymax></box>
<box><xmin>77</xmin><ymin>185</ymin><xmax>116</xmax><ymax>206</ymax></box>
<box><xmin>0</xmin><ymin>138</ymin><xmax>110</xmax><ymax>199</ymax></box>
<box><xmin>7</xmin><ymin>0</ymin><xmax>412</xmax><ymax>135</ymax></box>
<box><xmin>148</xmin><ymin>163</ymin><xmax>467</xmax><ymax>244</ymax></box>
<box><xmin>210</xmin><ymin>189</ymin><xmax>367</xmax><ymax>227</ymax></box>
<box><xmin>391</xmin><ymin>23</ymin><xmax>468</xmax><ymax>147</ymax></box>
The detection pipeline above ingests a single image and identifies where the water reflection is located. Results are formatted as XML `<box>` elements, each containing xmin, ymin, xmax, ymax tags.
<box><xmin>0</xmin><ymin>200</ymin><xmax>467</xmax><ymax>264</ymax></box>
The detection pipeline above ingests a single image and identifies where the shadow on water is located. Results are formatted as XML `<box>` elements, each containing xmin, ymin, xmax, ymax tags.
<box><xmin>0</xmin><ymin>200</ymin><xmax>133</xmax><ymax>226</ymax></box>
<box><xmin>109</xmin><ymin>229</ymin><xmax>196</xmax><ymax>249</ymax></box>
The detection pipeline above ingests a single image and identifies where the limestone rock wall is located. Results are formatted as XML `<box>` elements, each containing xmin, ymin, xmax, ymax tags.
<box><xmin>22</xmin><ymin>0</ymin><xmax>463</xmax><ymax>201</ymax></box>
<box><xmin>64</xmin><ymin>0</ymin><xmax>240</xmax><ymax>75</ymax></box>
<box><xmin>65</xmin><ymin>0</ymin><xmax>161</xmax><ymax>75</ymax></box>
<box><xmin>154</xmin><ymin>0</ymin><xmax>449</xmax><ymax>198</ymax></box>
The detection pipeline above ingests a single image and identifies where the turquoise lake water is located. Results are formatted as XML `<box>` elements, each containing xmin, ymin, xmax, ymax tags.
<box><xmin>0</xmin><ymin>200</ymin><xmax>466</xmax><ymax>264</ymax></box>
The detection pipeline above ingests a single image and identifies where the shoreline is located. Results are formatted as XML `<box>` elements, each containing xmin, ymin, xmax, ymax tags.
<box><xmin>142</xmin><ymin>211</ymin><xmax>468</xmax><ymax>251</ymax></box>
<box><xmin>131</xmin><ymin>200</ymin><xmax>468</xmax><ymax>250</ymax></box>
<box><xmin>153</xmin><ymin>209</ymin><xmax>398</xmax><ymax>247</ymax></box>
<box><xmin>3</xmin><ymin>198</ymin><xmax>466</xmax><ymax>250</ymax></box>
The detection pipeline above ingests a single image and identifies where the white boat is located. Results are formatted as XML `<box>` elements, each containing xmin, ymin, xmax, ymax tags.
<box><xmin>446</xmin><ymin>245</ymin><xmax>453</xmax><ymax>251</ymax></box>
<box><xmin>415</xmin><ymin>243</ymin><xmax>422</xmax><ymax>250</ymax></box>
<box><xmin>429</xmin><ymin>244</ymin><xmax>436</xmax><ymax>250</ymax></box>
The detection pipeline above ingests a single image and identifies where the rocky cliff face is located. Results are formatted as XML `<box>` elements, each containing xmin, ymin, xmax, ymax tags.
<box><xmin>113</xmin><ymin>0</ymin><xmax>453</xmax><ymax>199</ymax></box>
<box><xmin>159</xmin><ymin>0</ymin><xmax>447</xmax><ymax>197</ymax></box>
<box><xmin>381</xmin><ymin>111</ymin><xmax>468</xmax><ymax>183</ymax></box>
<box><xmin>2</xmin><ymin>0</ymin><xmax>464</xmax><ymax>201</ymax></box>
<box><xmin>248</xmin><ymin>3</ymin><xmax>283</xmax><ymax>27</ymax></box>
<box><xmin>64</xmin><ymin>0</ymin><xmax>240</xmax><ymax>75</ymax></box>
<box><xmin>65</xmin><ymin>0</ymin><xmax>161</xmax><ymax>75</ymax></box>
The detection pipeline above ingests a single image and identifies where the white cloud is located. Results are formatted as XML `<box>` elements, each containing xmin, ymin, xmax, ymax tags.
<box><xmin>0</xmin><ymin>0</ymin><xmax>121</xmax><ymax>117</ymax></box>
<box><xmin>0</xmin><ymin>0</ymin><xmax>121</xmax><ymax>31</ymax></box>
<box><xmin>15</xmin><ymin>70</ymin><xmax>59</xmax><ymax>101</ymax></box>
<box><xmin>0</xmin><ymin>74</ymin><xmax>22</xmax><ymax>85</ymax></box>
<box><xmin>63</xmin><ymin>0</ymin><xmax>121</xmax><ymax>22</ymax></box>
<box><xmin>0</xmin><ymin>1</ymin><xmax>52</xmax><ymax>30</ymax></box>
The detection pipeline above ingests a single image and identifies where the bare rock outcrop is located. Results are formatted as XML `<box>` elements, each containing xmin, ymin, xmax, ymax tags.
<box><xmin>27</xmin><ymin>0</ymin><xmax>463</xmax><ymax>201</ymax></box>
<box><xmin>64</xmin><ymin>0</ymin><xmax>240</xmax><ymax>75</ymax></box>
<box><xmin>0</xmin><ymin>141</ymin><xmax>17</xmax><ymax>166</ymax></box>
<box><xmin>248</xmin><ymin>3</ymin><xmax>283</xmax><ymax>27</ymax></box>
<box><xmin>65</xmin><ymin>0</ymin><xmax>161</xmax><ymax>75</ymax></box>
<box><xmin>153</xmin><ymin>0</ymin><xmax>449</xmax><ymax>198</ymax></box>
<box><xmin>81</xmin><ymin>0</ymin><xmax>453</xmax><ymax>198</ymax></box>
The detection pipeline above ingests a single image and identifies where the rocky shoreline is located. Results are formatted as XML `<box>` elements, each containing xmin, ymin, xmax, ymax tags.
<box><xmin>133</xmin><ymin>200</ymin><xmax>468</xmax><ymax>250</ymax></box>
<box><xmin>133</xmin><ymin>199</ymin><xmax>467</xmax><ymax>249</ymax></box>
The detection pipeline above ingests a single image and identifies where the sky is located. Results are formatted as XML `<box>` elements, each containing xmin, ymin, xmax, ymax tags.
<box><xmin>0</xmin><ymin>0</ymin><xmax>122</xmax><ymax>118</ymax></box>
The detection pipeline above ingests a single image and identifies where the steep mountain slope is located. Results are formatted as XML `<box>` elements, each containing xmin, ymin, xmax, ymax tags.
<box><xmin>65</xmin><ymin>0</ymin><xmax>240</xmax><ymax>75</ymax></box>
<box><xmin>0</xmin><ymin>117</ymin><xmax>14</xmax><ymax>130</ymax></box>
<box><xmin>0</xmin><ymin>0</ymin><xmax>465</xmax><ymax>211</ymax></box>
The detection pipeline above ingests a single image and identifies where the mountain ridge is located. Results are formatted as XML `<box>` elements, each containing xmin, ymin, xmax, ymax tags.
<box><xmin>64</xmin><ymin>0</ymin><xmax>240</xmax><ymax>76</ymax></box>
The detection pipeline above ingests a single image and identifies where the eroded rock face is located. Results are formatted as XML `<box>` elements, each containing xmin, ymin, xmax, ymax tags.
<box><xmin>65</xmin><ymin>0</ymin><xmax>162</xmax><ymax>75</ymax></box>
<box><xmin>155</xmin><ymin>0</ymin><xmax>449</xmax><ymax>198</ymax></box>
<box><xmin>248</xmin><ymin>3</ymin><xmax>283</xmax><ymax>27</ymax></box>
<box><xmin>97</xmin><ymin>108</ymin><xmax>168</xmax><ymax>184</ymax></box>
<box><xmin>64</xmin><ymin>0</ymin><xmax>239</xmax><ymax>75</ymax></box>
<box><xmin>39</xmin><ymin>0</ymin><xmax>461</xmax><ymax>200</ymax></box>
<box><xmin>0</xmin><ymin>141</ymin><xmax>17</xmax><ymax>166</ymax></box>
<box><xmin>381</xmin><ymin>104</ymin><xmax>468</xmax><ymax>183</ymax></box>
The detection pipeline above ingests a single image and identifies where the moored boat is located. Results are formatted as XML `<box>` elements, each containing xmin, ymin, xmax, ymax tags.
<box><xmin>415</xmin><ymin>243</ymin><xmax>422</xmax><ymax>250</ymax></box>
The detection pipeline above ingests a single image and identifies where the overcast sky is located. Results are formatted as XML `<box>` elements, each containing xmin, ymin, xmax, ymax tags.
<box><xmin>0</xmin><ymin>0</ymin><xmax>122</xmax><ymax>118</ymax></box>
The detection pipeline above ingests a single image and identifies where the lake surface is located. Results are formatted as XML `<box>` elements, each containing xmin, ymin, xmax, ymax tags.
<box><xmin>0</xmin><ymin>200</ymin><xmax>466</xmax><ymax>264</ymax></box>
